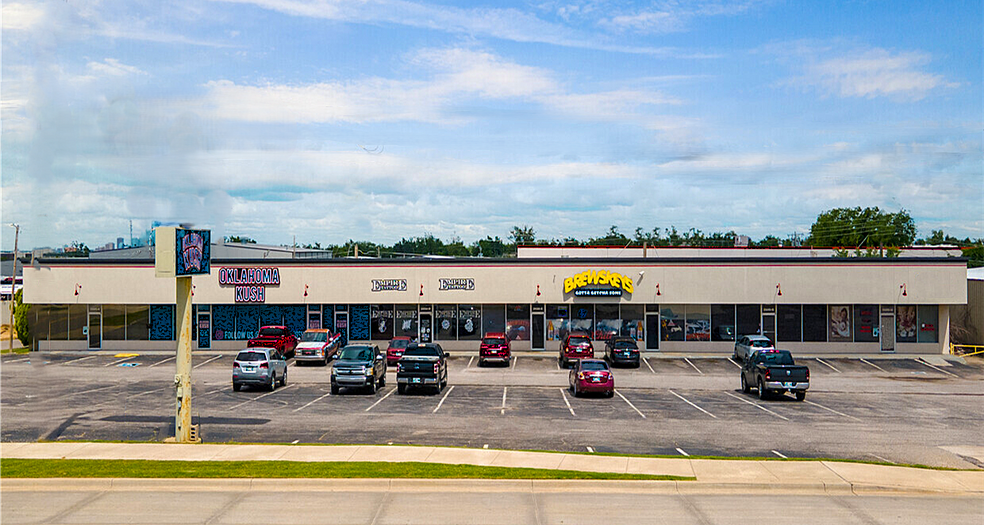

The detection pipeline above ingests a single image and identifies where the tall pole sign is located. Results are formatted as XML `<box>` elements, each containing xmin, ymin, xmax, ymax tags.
<box><xmin>155</xmin><ymin>227</ymin><xmax>210</xmax><ymax>443</ymax></box>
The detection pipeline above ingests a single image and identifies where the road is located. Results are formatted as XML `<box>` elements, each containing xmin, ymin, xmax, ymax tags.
<box><xmin>2</xmin><ymin>352</ymin><xmax>982</xmax><ymax>468</ymax></box>
<box><xmin>3</xmin><ymin>480</ymin><xmax>982</xmax><ymax>524</ymax></box>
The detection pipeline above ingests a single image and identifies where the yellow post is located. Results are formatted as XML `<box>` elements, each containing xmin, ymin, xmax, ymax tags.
<box><xmin>172</xmin><ymin>276</ymin><xmax>198</xmax><ymax>443</ymax></box>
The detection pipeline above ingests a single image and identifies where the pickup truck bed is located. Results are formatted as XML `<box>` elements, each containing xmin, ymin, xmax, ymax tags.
<box><xmin>741</xmin><ymin>350</ymin><xmax>810</xmax><ymax>401</ymax></box>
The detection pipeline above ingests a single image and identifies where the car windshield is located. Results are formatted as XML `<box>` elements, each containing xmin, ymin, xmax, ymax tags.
<box><xmin>756</xmin><ymin>352</ymin><xmax>794</xmax><ymax>365</ymax></box>
<box><xmin>301</xmin><ymin>332</ymin><xmax>327</xmax><ymax>342</ymax></box>
<box><xmin>338</xmin><ymin>347</ymin><xmax>373</xmax><ymax>360</ymax></box>
<box><xmin>236</xmin><ymin>351</ymin><xmax>267</xmax><ymax>362</ymax></box>
<box><xmin>569</xmin><ymin>337</ymin><xmax>589</xmax><ymax>345</ymax></box>
<box><xmin>259</xmin><ymin>327</ymin><xmax>285</xmax><ymax>337</ymax></box>
<box><xmin>581</xmin><ymin>361</ymin><xmax>609</xmax><ymax>371</ymax></box>
<box><xmin>613</xmin><ymin>341</ymin><xmax>637</xmax><ymax>349</ymax></box>
<box><xmin>483</xmin><ymin>338</ymin><xmax>506</xmax><ymax>345</ymax></box>
<box><xmin>389</xmin><ymin>339</ymin><xmax>410</xmax><ymax>349</ymax></box>
<box><xmin>751</xmin><ymin>339</ymin><xmax>773</xmax><ymax>348</ymax></box>
<box><xmin>404</xmin><ymin>345</ymin><xmax>441</xmax><ymax>357</ymax></box>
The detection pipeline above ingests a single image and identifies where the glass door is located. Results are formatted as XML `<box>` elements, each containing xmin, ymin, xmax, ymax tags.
<box><xmin>419</xmin><ymin>313</ymin><xmax>432</xmax><ymax>343</ymax></box>
<box><xmin>645</xmin><ymin>313</ymin><xmax>659</xmax><ymax>350</ymax></box>
<box><xmin>87</xmin><ymin>311</ymin><xmax>101</xmax><ymax>349</ymax></box>
<box><xmin>880</xmin><ymin>315</ymin><xmax>895</xmax><ymax>352</ymax></box>
<box><xmin>334</xmin><ymin>312</ymin><xmax>348</xmax><ymax>346</ymax></box>
<box><xmin>531</xmin><ymin>314</ymin><xmax>545</xmax><ymax>350</ymax></box>
<box><xmin>197</xmin><ymin>312</ymin><xmax>211</xmax><ymax>349</ymax></box>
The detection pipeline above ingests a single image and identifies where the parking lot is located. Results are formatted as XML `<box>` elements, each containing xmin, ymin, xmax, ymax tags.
<box><xmin>2</xmin><ymin>351</ymin><xmax>982</xmax><ymax>468</ymax></box>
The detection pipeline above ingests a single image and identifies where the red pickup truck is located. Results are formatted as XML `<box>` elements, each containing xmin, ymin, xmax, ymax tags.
<box><xmin>248</xmin><ymin>326</ymin><xmax>299</xmax><ymax>359</ymax></box>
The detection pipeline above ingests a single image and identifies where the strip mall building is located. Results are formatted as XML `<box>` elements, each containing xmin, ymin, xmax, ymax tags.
<box><xmin>23</xmin><ymin>246</ymin><xmax>965</xmax><ymax>355</ymax></box>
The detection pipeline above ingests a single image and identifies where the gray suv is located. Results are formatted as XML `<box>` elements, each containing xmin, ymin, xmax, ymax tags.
<box><xmin>331</xmin><ymin>344</ymin><xmax>387</xmax><ymax>394</ymax></box>
<box><xmin>233</xmin><ymin>348</ymin><xmax>288</xmax><ymax>391</ymax></box>
<box><xmin>733</xmin><ymin>335</ymin><xmax>775</xmax><ymax>362</ymax></box>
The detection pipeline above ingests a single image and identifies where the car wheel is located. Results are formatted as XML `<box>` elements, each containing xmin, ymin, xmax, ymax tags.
<box><xmin>379</xmin><ymin>374</ymin><xmax>386</xmax><ymax>388</ymax></box>
<box><xmin>280</xmin><ymin>369</ymin><xmax>287</xmax><ymax>386</ymax></box>
<box><xmin>233</xmin><ymin>383</ymin><xmax>241</xmax><ymax>392</ymax></box>
<box><xmin>367</xmin><ymin>376</ymin><xmax>377</xmax><ymax>394</ymax></box>
<box><xmin>268</xmin><ymin>373</ymin><xmax>277</xmax><ymax>391</ymax></box>
<box><xmin>397</xmin><ymin>384</ymin><xmax>407</xmax><ymax>395</ymax></box>
<box><xmin>795</xmin><ymin>391</ymin><xmax>806</xmax><ymax>402</ymax></box>
<box><xmin>757</xmin><ymin>379</ymin><xmax>767</xmax><ymax>400</ymax></box>
<box><xmin>741</xmin><ymin>374</ymin><xmax>750</xmax><ymax>393</ymax></box>
<box><xmin>572</xmin><ymin>382</ymin><xmax>579</xmax><ymax>398</ymax></box>
<box><xmin>331</xmin><ymin>383</ymin><xmax>339</xmax><ymax>395</ymax></box>
<box><xmin>607</xmin><ymin>389</ymin><xmax>614</xmax><ymax>398</ymax></box>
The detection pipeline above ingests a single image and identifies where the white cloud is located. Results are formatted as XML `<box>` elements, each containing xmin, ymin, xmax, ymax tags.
<box><xmin>600</xmin><ymin>1</ymin><xmax>765</xmax><ymax>34</ymax></box>
<box><xmin>1</xmin><ymin>3</ymin><xmax>44</xmax><ymax>30</ymax></box>
<box><xmin>86</xmin><ymin>59</ymin><xmax>148</xmax><ymax>77</ymax></box>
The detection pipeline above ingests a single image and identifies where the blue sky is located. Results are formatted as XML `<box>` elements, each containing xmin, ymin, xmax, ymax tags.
<box><xmin>2</xmin><ymin>0</ymin><xmax>981</xmax><ymax>250</ymax></box>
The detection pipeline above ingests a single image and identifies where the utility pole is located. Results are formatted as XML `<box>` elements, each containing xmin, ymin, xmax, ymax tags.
<box><xmin>8</xmin><ymin>224</ymin><xmax>20</xmax><ymax>352</ymax></box>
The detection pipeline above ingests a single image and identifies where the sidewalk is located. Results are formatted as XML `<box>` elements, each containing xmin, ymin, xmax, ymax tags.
<box><xmin>3</xmin><ymin>442</ymin><xmax>982</xmax><ymax>495</ymax></box>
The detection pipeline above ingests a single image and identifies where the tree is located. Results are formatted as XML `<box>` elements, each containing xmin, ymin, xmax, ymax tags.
<box><xmin>509</xmin><ymin>225</ymin><xmax>536</xmax><ymax>245</ymax></box>
<box><xmin>13</xmin><ymin>289</ymin><xmax>30</xmax><ymax>347</ymax></box>
<box><xmin>226</xmin><ymin>236</ymin><xmax>257</xmax><ymax>244</ymax></box>
<box><xmin>473</xmin><ymin>236</ymin><xmax>507</xmax><ymax>257</ymax></box>
<box><xmin>807</xmin><ymin>207</ymin><xmax>916</xmax><ymax>248</ymax></box>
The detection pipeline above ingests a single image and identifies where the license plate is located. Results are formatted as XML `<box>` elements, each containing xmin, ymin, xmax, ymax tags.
<box><xmin>784</xmin><ymin>382</ymin><xmax>795</xmax><ymax>388</ymax></box>
<box><xmin>243</xmin><ymin>367</ymin><xmax>256</xmax><ymax>372</ymax></box>
<box><xmin>411</xmin><ymin>377</ymin><xmax>421</xmax><ymax>384</ymax></box>
<box><xmin>591</xmin><ymin>377</ymin><xmax>601</xmax><ymax>382</ymax></box>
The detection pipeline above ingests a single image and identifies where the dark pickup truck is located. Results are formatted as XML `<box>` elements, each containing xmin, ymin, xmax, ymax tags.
<box><xmin>396</xmin><ymin>343</ymin><xmax>449</xmax><ymax>394</ymax></box>
<box><xmin>741</xmin><ymin>349</ymin><xmax>810</xmax><ymax>401</ymax></box>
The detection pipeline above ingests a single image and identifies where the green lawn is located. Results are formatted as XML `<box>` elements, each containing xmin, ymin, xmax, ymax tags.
<box><xmin>0</xmin><ymin>458</ymin><xmax>692</xmax><ymax>480</ymax></box>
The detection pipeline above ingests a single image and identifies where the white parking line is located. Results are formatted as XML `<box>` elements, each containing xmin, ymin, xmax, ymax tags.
<box><xmin>105</xmin><ymin>356</ymin><xmax>137</xmax><ymax>367</ymax></box>
<box><xmin>586</xmin><ymin>446</ymin><xmax>594</xmax><ymax>453</ymax></box>
<box><xmin>131</xmin><ymin>387</ymin><xmax>168</xmax><ymax>398</ymax></box>
<box><xmin>500</xmin><ymin>386</ymin><xmax>507</xmax><ymax>415</ymax></box>
<box><xmin>559</xmin><ymin>388</ymin><xmax>576</xmax><ymax>417</ymax></box>
<box><xmin>727</xmin><ymin>357</ymin><xmax>741</xmax><ymax>368</ymax></box>
<box><xmin>432</xmin><ymin>385</ymin><xmax>455</xmax><ymax>413</ymax></box>
<box><xmin>7</xmin><ymin>357</ymin><xmax>30</xmax><ymax>363</ymax></box>
<box><xmin>684</xmin><ymin>358</ymin><xmax>703</xmax><ymax>375</ymax></box>
<box><xmin>466</xmin><ymin>356</ymin><xmax>474</xmax><ymax>369</ymax></box>
<box><xmin>676</xmin><ymin>448</ymin><xmax>689</xmax><ymax>457</ymax></box>
<box><xmin>643</xmin><ymin>357</ymin><xmax>656</xmax><ymax>374</ymax></box>
<box><xmin>868</xmin><ymin>454</ymin><xmax>893</xmax><ymax>464</ymax></box>
<box><xmin>294</xmin><ymin>391</ymin><xmax>332</xmax><ymax>412</ymax></box>
<box><xmin>614</xmin><ymin>389</ymin><xmax>647</xmax><ymax>419</ymax></box>
<box><xmin>771</xmin><ymin>450</ymin><xmax>788</xmax><ymax>459</ymax></box>
<box><xmin>916</xmin><ymin>358</ymin><xmax>958</xmax><ymax>377</ymax></box>
<box><xmin>803</xmin><ymin>400</ymin><xmax>862</xmax><ymax>422</ymax></box>
<box><xmin>668</xmin><ymin>389</ymin><xmax>716</xmax><ymax>418</ymax></box>
<box><xmin>64</xmin><ymin>355</ymin><xmax>98</xmax><ymax>365</ymax></box>
<box><xmin>483</xmin><ymin>444</ymin><xmax>489</xmax><ymax>449</ymax></box>
<box><xmin>511</xmin><ymin>356</ymin><xmax>517</xmax><ymax>369</ymax></box>
<box><xmin>724</xmin><ymin>391</ymin><xmax>790</xmax><ymax>421</ymax></box>
<box><xmin>814</xmin><ymin>358</ymin><xmax>841</xmax><ymax>373</ymax></box>
<box><xmin>859</xmin><ymin>358</ymin><xmax>886</xmax><ymax>372</ymax></box>
<box><xmin>228</xmin><ymin>384</ymin><xmax>295</xmax><ymax>410</ymax></box>
<box><xmin>148</xmin><ymin>356</ymin><xmax>176</xmax><ymax>368</ymax></box>
<box><xmin>365</xmin><ymin>387</ymin><xmax>396</xmax><ymax>412</ymax></box>
<box><xmin>193</xmin><ymin>355</ymin><xmax>223</xmax><ymax>369</ymax></box>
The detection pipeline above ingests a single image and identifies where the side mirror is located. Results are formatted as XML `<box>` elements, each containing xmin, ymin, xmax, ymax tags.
<box><xmin>444</xmin><ymin>352</ymin><xmax>450</xmax><ymax>358</ymax></box>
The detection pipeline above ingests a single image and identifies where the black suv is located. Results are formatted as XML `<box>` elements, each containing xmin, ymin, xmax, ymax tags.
<box><xmin>331</xmin><ymin>344</ymin><xmax>387</xmax><ymax>394</ymax></box>
<box><xmin>604</xmin><ymin>337</ymin><xmax>641</xmax><ymax>367</ymax></box>
<box><xmin>396</xmin><ymin>343</ymin><xmax>449</xmax><ymax>394</ymax></box>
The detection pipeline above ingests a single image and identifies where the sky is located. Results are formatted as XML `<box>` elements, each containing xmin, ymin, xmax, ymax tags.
<box><xmin>1</xmin><ymin>0</ymin><xmax>981</xmax><ymax>250</ymax></box>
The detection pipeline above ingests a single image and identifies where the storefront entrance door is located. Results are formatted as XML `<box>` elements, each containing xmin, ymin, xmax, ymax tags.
<box><xmin>645</xmin><ymin>314</ymin><xmax>659</xmax><ymax>350</ymax></box>
<box><xmin>419</xmin><ymin>314</ymin><xmax>432</xmax><ymax>343</ymax></box>
<box><xmin>307</xmin><ymin>311</ymin><xmax>322</xmax><ymax>330</ymax></box>
<box><xmin>197</xmin><ymin>313</ymin><xmax>211</xmax><ymax>349</ymax></box>
<box><xmin>531</xmin><ymin>314</ymin><xmax>544</xmax><ymax>350</ymax></box>
<box><xmin>334</xmin><ymin>312</ymin><xmax>348</xmax><ymax>346</ymax></box>
<box><xmin>880</xmin><ymin>315</ymin><xmax>895</xmax><ymax>352</ymax></box>
<box><xmin>87</xmin><ymin>312</ymin><xmax>101</xmax><ymax>349</ymax></box>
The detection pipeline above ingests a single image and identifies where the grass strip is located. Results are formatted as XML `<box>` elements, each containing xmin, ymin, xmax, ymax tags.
<box><xmin>0</xmin><ymin>348</ymin><xmax>29</xmax><ymax>355</ymax></box>
<box><xmin>0</xmin><ymin>459</ymin><xmax>691</xmax><ymax>481</ymax></box>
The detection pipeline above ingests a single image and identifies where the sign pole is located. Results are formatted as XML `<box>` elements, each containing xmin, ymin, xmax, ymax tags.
<box><xmin>174</xmin><ymin>275</ymin><xmax>196</xmax><ymax>443</ymax></box>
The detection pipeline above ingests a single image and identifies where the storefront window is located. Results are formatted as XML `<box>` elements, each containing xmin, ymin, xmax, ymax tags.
<box><xmin>777</xmin><ymin>305</ymin><xmax>802</xmax><ymax>342</ymax></box>
<box><xmin>150</xmin><ymin>305</ymin><xmax>175</xmax><ymax>340</ymax></box>
<box><xmin>506</xmin><ymin>304</ymin><xmax>530</xmax><ymax>341</ymax></box>
<box><xmin>620</xmin><ymin>305</ymin><xmax>644</xmax><ymax>342</ymax></box>
<box><xmin>212</xmin><ymin>305</ymin><xmax>235</xmax><ymax>341</ymax></box>
<box><xmin>736</xmin><ymin>304</ymin><xmax>760</xmax><ymax>338</ymax></box>
<box><xmin>853</xmin><ymin>305</ymin><xmax>878</xmax><ymax>343</ymax></box>
<box><xmin>283</xmin><ymin>305</ymin><xmax>305</xmax><ymax>335</ymax></box>
<box><xmin>260</xmin><ymin>305</ymin><xmax>283</xmax><ymax>327</ymax></box>
<box><xmin>685</xmin><ymin>305</ymin><xmax>710</xmax><ymax>342</ymax></box>
<box><xmin>49</xmin><ymin>305</ymin><xmax>68</xmax><ymax>341</ymax></box>
<box><xmin>917</xmin><ymin>305</ymin><xmax>938</xmax><ymax>343</ymax></box>
<box><xmin>595</xmin><ymin>304</ymin><xmax>620</xmax><ymax>341</ymax></box>
<box><xmin>371</xmin><ymin>304</ymin><xmax>395</xmax><ymax>340</ymax></box>
<box><xmin>436</xmin><ymin>305</ymin><xmax>457</xmax><ymax>340</ymax></box>
<box><xmin>321</xmin><ymin>305</ymin><xmax>335</xmax><ymax>332</ymax></box>
<box><xmin>828</xmin><ymin>305</ymin><xmax>852</xmax><ymax>342</ymax></box>
<box><xmin>546</xmin><ymin>304</ymin><xmax>570</xmax><ymax>342</ymax></box>
<box><xmin>896</xmin><ymin>305</ymin><xmax>917</xmax><ymax>343</ymax></box>
<box><xmin>803</xmin><ymin>305</ymin><xmax>826</xmax><ymax>342</ymax></box>
<box><xmin>570</xmin><ymin>305</ymin><xmax>594</xmax><ymax>336</ymax></box>
<box><xmin>30</xmin><ymin>306</ymin><xmax>48</xmax><ymax>342</ymax></box>
<box><xmin>660</xmin><ymin>305</ymin><xmax>685</xmax><ymax>341</ymax></box>
<box><xmin>69</xmin><ymin>304</ymin><xmax>87</xmax><ymax>340</ymax></box>
<box><xmin>103</xmin><ymin>304</ymin><xmax>126</xmax><ymax>341</ymax></box>
<box><xmin>396</xmin><ymin>305</ymin><xmax>418</xmax><ymax>339</ymax></box>
<box><xmin>349</xmin><ymin>305</ymin><xmax>371</xmax><ymax>341</ymax></box>
<box><xmin>711</xmin><ymin>304</ymin><xmax>736</xmax><ymax>341</ymax></box>
<box><xmin>482</xmin><ymin>304</ymin><xmax>505</xmax><ymax>336</ymax></box>
<box><xmin>458</xmin><ymin>305</ymin><xmax>481</xmax><ymax>340</ymax></box>
<box><xmin>126</xmin><ymin>305</ymin><xmax>149</xmax><ymax>340</ymax></box>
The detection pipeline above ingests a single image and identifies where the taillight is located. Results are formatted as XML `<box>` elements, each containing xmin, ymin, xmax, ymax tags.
<box><xmin>765</xmin><ymin>370</ymin><xmax>771</xmax><ymax>380</ymax></box>
<box><xmin>260</xmin><ymin>362</ymin><xmax>269</xmax><ymax>369</ymax></box>
<box><xmin>433</xmin><ymin>363</ymin><xmax>440</xmax><ymax>374</ymax></box>
<box><xmin>233</xmin><ymin>362</ymin><xmax>240</xmax><ymax>368</ymax></box>
<box><xmin>805</xmin><ymin>369</ymin><xmax>810</xmax><ymax>380</ymax></box>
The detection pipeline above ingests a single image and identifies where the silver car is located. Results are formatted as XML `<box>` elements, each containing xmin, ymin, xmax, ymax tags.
<box><xmin>733</xmin><ymin>335</ymin><xmax>775</xmax><ymax>362</ymax></box>
<box><xmin>233</xmin><ymin>348</ymin><xmax>288</xmax><ymax>391</ymax></box>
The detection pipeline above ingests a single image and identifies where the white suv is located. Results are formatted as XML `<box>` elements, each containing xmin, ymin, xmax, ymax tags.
<box><xmin>733</xmin><ymin>335</ymin><xmax>775</xmax><ymax>362</ymax></box>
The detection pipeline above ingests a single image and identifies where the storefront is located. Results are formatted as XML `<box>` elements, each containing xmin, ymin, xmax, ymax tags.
<box><xmin>23</xmin><ymin>255</ymin><xmax>965</xmax><ymax>355</ymax></box>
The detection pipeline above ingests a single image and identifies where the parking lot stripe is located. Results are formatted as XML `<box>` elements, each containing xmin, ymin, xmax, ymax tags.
<box><xmin>859</xmin><ymin>358</ymin><xmax>886</xmax><ymax>372</ymax></box>
<box><xmin>668</xmin><ymin>389</ymin><xmax>716</xmax><ymax>418</ymax></box>
<box><xmin>723</xmin><ymin>391</ymin><xmax>790</xmax><ymax>421</ymax></box>
<box><xmin>727</xmin><ymin>357</ymin><xmax>741</xmax><ymax>368</ymax></box>
<box><xmin>432</xmin><ymin>385</ymin><xmax>455</xmax><ymax>413</ymax></box>
<box><xmin>228</xmin><ymin>384</ymin><xmax>295</xmax><ymax>410</ymax></box>
<box><xmin>511</xmin><ymin>356</ymin><xmax>517</xmax><ymax>369</ymax></box>
<box><xmin>193</xmin><ymin>355</ymin><xmax>223</xmax><ymax>369</ymax></box>
<box><xmin>614</xmin><ymin>389</ymin><xmax>647</xmax><ymax>419</ymax></box>
<box><xmin>7</xmin><ymin>357</ymin><xmax>30</xmax><ymax>363</ymax></box>
<box><xmin>365</xmin><ymin>387</ymin><xmax>395</xmax><ymax>412</ymax></box>
<box><xmin>148</xmin><ymin>356</ymin><xmax>176</xmax><ymax>368</ymax></box>
<box><xmin>814</xmin><ymin>358</ymin><xmax>841</xmax><ymax>373</ymax></box>
<box><xmin>771</xmin><ymin>450</ymin><xmax>788</xmax><ymax>459</ymax></box>
<box><xmin>466</xmin><ymin>356</ymin><xmax>474</xmax><ymax>369</ymax></box>
<box><xmin>500</xmin><ymin>386</ymin><xmax>507</xmax><ymax>415</ymax></box>
<box><xmin>676</xmin><ymin>448</ymin><xmax>689</xmax><ymax>457</ymax></box>
<box><xmin>105</xmin><ymin>356</ymin><xmax>137</xmax><ymax>367</ymax></box>
<box><xmin>643</xmin><ymin>357</ymin><xmax>656</xmax><ymax>374</ymax></box>
<box><xmin>803</xmin><ymin>400</ymin><xmax>861</xmax><ymax>422</ymax></box>
<box><xmin>559</xmin><ymin>388</ymin><xmax>576</xmax><ymax>417</ymax></box>
<box><xmin>294</xmin><ymin>391</ymin><xmax>332</xmax><ymax>412</ymax></box>
<box><xmin>868</xmin><ymin>454</ymin><xmax>893</xmax><ymax>464</ymax></box>
<box><xmin>916</xmin><ymin>358</ymin><xmax>958</xmax><ymax>377</ymax></box>
<box><xmin>586</xmin><ymin>446</ymin><xmax>594</xmax><ymax>453</ymax></box>
<box><xmin>63</xmin><ymin>355</ymin><xmax>98</xmax><ymax>365</ymax></box>
<box><xmin>131</xmin><ymin>387</ymin><xmax>168</xmax><ymax>398</ymax></box>
<box><xmin>684</xmin><ymin>358</ymin><xmax>703</xmax><ymax>375</ymax></box>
